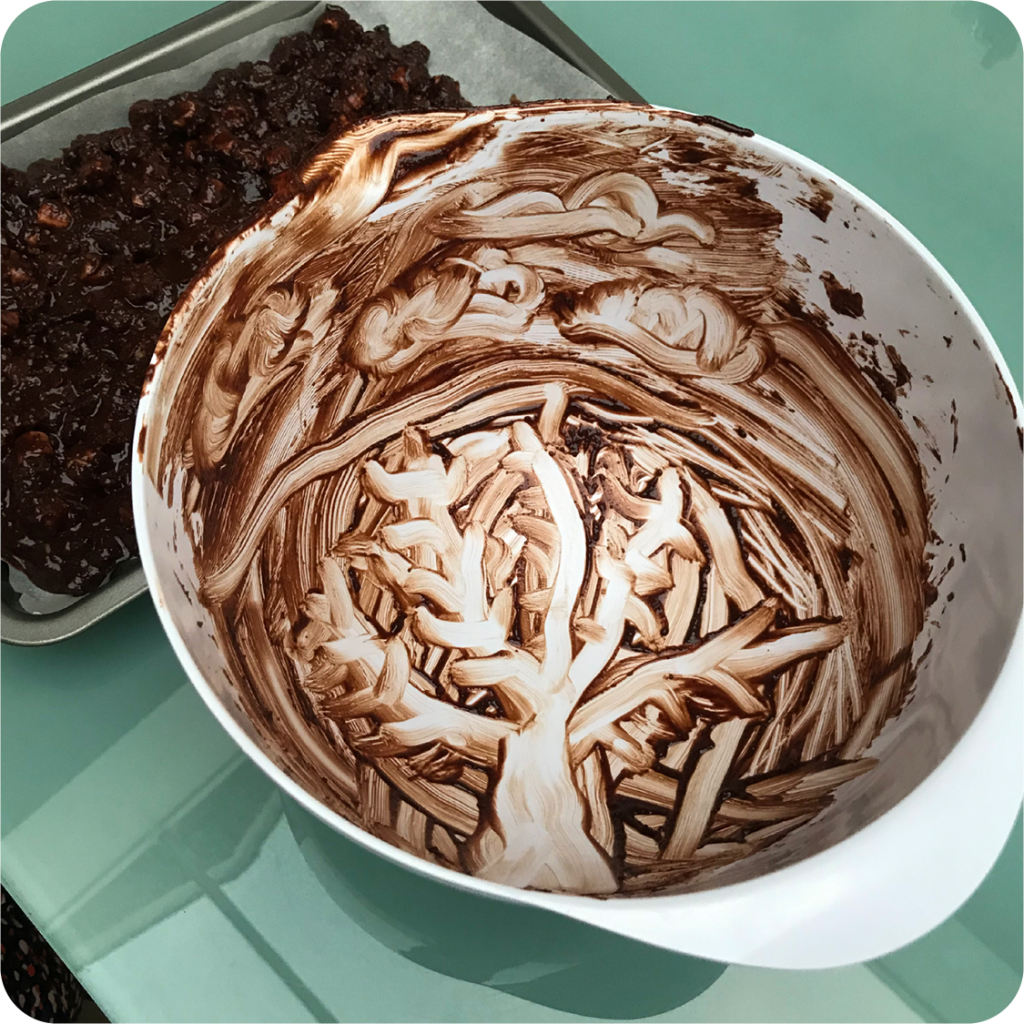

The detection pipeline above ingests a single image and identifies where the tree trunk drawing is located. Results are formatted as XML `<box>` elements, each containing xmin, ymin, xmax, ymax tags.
<box><xmin>468</xmin><ymin>693</ymin><xmax>617</xmax><ymax>892</ymax></box>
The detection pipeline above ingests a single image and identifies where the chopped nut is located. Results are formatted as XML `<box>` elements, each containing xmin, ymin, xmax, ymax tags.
<box><xmin>12</xmin><ymin>430</ymin><xmax>54</xmax><ymax>462</ymax></box>
<box><xmin>131</xmin><ymin>188</ymin><xmax>157</xmax><ymax>210</ymax></box>
<box><xmin>209</xmin><ymin>130</ymin><xmax>236</xmax><ymax>154</ymax></box>
<box><xmin>37</xmin><ymin>202</ymin><xmax>71</xmax><ymax>228</ymax></box>
<box><xmin>220</xmin><ymin>103</ymin><xmax>250</xmax><ymax>128</ymax></box>
<box><xmin>200</xmin><ymin>179</ymin><xmax>227</xmax><ymax>208</ymax></box>
<box><xmin>171</xmin><ymin>98</ymin><xmax>197</xmax><ymax>127</ymax></box>
<box><xmin>79</xmin><ymin>254</ymin><xmax>108</xmax><ymax>281</ymax></box>
<box><xmin>76</xmin><ymin>155</ymin><xmax>113</xmax><ymax>190</ymax></box>
<box><xmin>317</xmin><ymin>9</ymin><xmax>345</xmax><ymax>33</ymax></box>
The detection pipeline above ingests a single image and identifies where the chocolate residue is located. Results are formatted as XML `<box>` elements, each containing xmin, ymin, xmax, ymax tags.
<box><xmin>777</xmin><ymin>286</ymin><xmax>832</xmax><ymax>334</ymax></box>
<box><xmin>951</xmin><ymin>399</ymin><xmax>959</xmax><ymax>453</ymax></box>
<box><xmin>863</xmin><ymin>368</ymin><xmax>899</xmax><ymax>410</ymax></box>
<box><xmin>147</xmin><ymin>103</ymin><xmax>930</xmax><ymax>898</ymax></box>
<box><xmin>794</xmin><ymin>180</ymin><xmax>834</xmax><ymax>223</ymax></box>
<box><xmin>912</xmin><ymin>637</ymin><xmax>934</xmax><ymax>674</ymax></box>
<box><xmin>996</xmin><ymin>368</ymin><xmax>1018</xmax><ymax>417</ymax></box>
<box><xmin>944</xmin><ymin>336</ymin><xmax>953</xmax><ymax>348</ymax></box>
<box><xmin>820</xmin><ymin>272</ymin><xmax>864</xmax><ymax>319</ymax></box>
<box><xmin>141</xmin><ymin>361</ymin><xmax>158</xmax><ymax>398</ymax></box>
<box><xmin>884</xmin><ymin>345</ymin><xmax>912</xmax><ymax>389</ymax></box>
<box><xmin>959</xmin><ymin>543</ymin><xmax>967</xmax><ymax>563</ymax></box>
<box><xmin>912</xmin><ymin>415</ymin><xmax>941</xmax><ymax>464</ymax></box>
<box><xmin>935</xmin><ymin>555</ymin><xmax>955</xmax><ymax>588</ymax></box>
<box><xmin>693</xmin><ymin>114</ymin><xmax>754</xmax><ymax>137</ymax></box>
<box><xmin>861</xmin><ymin>332</ymin><xmax>879</xmax><ymax>347</ymax></box>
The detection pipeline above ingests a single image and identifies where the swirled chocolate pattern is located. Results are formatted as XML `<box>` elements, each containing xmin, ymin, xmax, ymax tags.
<box><xmin>145</xmin><ymin>104</ymin><xmax>929</xmax><ymax>896</ymax></box>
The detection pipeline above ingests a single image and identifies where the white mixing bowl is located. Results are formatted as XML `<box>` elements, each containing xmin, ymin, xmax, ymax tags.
<box><xmin>134</xmin><ymin>102</ymin><xmax>1022</xmax><ymax>968</ymax></box>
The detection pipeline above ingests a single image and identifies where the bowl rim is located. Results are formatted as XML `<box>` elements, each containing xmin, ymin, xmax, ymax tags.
<box><xmin>132</xmin><ymin>99</ymin><xmax>1024</xmax><ymax>968</ymax></box>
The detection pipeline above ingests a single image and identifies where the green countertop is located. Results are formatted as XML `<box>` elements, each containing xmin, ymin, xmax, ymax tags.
<box><xmin>2</xmin><ymin>3</ymin><xmax>1021</xmax><ymax>1022</ymax></box>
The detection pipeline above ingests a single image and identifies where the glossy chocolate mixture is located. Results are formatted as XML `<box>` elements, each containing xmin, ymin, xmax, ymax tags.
<box><xmin>147</xmin><ymin>105</ymin><xmax>930</xmax><ymax>895</ymax></box>
<box><xmin>1</xmin><ymin>5</ymin><xmax>468</xmax><ymax>596</ymax></box>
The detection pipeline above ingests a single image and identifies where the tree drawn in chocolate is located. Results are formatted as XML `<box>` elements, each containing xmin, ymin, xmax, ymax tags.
<box><xmin>294</xmin><ymin>398</ymin><xmax>850</xmax><ymax>894</ymax></box>
<box><xmin>184</xmin><ymin>117</ymin><xmax>927</xmax><ymax>896</ymax></box>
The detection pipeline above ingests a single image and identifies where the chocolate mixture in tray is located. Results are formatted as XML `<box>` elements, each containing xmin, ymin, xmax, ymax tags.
<box><xmin>1</xmin><ymin>5</ymin><xmax>470</xmax><ymax>597</ymax></box>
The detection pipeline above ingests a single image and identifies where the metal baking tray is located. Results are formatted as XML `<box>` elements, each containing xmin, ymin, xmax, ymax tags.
<box><xmin>0</xmin><ymin>0</ymin><xmax>643</xmax><ymax>646</ymax></box>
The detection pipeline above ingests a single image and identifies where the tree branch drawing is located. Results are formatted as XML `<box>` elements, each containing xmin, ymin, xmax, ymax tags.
<box><xmin>288</xmin><ymin>386</ymin><xmax>847</xmax><ymax>892</ymax></box>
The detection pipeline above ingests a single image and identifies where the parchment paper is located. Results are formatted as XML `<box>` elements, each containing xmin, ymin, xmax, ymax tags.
<box><xmin>2</xmin><ymin>1</ymin><xmax>606</xmax><ymax>169</ymax></box>
<box><xmin>2</xmin><ymin>1</ymin><xmax>606</xmax><ymax>614</ymax></box>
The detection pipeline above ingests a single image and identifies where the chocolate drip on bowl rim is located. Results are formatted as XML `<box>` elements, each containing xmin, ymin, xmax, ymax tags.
<box><xmin>140</xmin><ymin>102</ymin><xmax>930</xmax><ymax>897</ymax></box>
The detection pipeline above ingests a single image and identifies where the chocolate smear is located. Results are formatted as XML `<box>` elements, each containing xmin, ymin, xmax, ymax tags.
<box><xmin>820</xmin><ymin>272</ymin><xmax>864</xmax><ymax>318</ymax></box>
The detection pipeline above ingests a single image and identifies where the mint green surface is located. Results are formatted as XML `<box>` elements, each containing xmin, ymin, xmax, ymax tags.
<box><xmin>1</xmin><ymin>3</ymin><xmax>1021</xmax><ymax>1022</ymax></box>
<box><xmin>550</xmin><ymin>0</ymin><xmax>1024</xmax><ymax>392</ymax></box>
<box><xmin>1</xmin><ymin>0</ymin><xmax>221</xmax><ymax>105</ymax></box>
